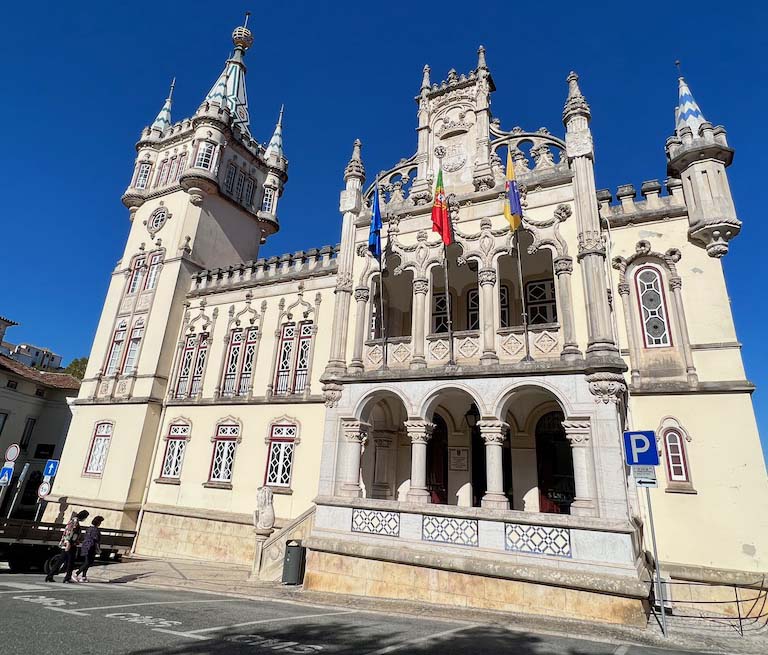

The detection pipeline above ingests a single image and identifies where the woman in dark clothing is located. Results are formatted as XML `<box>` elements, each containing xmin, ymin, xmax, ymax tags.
<box><xmin>75</xmin><ymin>516</ymin><xmax>104</xmax><ymax>582</ymax></box>
<box><xmin>45</xmin><ymin>509</ymin><xmax>89</xmax><ymax>583</ymax></box>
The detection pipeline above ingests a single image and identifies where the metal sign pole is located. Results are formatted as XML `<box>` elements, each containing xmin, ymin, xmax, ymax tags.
<box><xmin>645</xmin><ymin>485</ymin><xmax>668</xmax><ymax>637</ymax></box>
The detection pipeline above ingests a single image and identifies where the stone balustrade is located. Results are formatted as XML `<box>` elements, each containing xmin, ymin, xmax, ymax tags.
<box><xmin>191</xmin><ymin>245</ymin><xmax>339</xmax><ymax>293</ymax></box>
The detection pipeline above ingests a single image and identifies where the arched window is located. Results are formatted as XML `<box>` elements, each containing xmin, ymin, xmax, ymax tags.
<box><xmin>262</xmin><ymin>187</ymin><xmax>276</xmax><ymax>213</ymax></box>
<box><xmin>175</xmin><ymin>333</ymin><xmax>209</xmax><ymax>398</ymax></box>
<box><xmin>221</xmin><ymin>327</ymin><xmax>259</xmax><ymax>397</ymax></box>
<box><xmin>160</xmin><ymin>422</ymin><xmax>190</xmax><ymax>480</ymax></box>
<box><xmin>127</xmin><ymin>257</ymin><xmax>146</xmax><ymax>295</ymax></box>
<box><xmin>663</xmin><ymin>428</ymin><xmax>690</xmax><ymax>483</ymax></box>
<box><xmin>273</xmin><ymin>321</ymin><xmax>314</xmax><ymax>395</ymax></box>
<box><xmin>121</xmin><ymin>318</ymin><xmax>145</xmax><ymax>375</ymax></box>
<box><xmin>135</xmin><ymin>163</ymin><xmax>152</xmax><ymax>189</ymax></box>
<box><xmin>105</xmin><ymin>320</ymin><xmax>128</xmax><ymax>376</ymax></box>
<box><xmin>85</xmin><ymin>422</ymin><xmax>113</xmax><ymax>476</ymax></box>
<box><xmin>634</xmin><ymin>265</ymin><xmax>672</xmax><ymax>347</ymax></box>
<box><xmin>144</xmin><ymin>252</ymin><xmax>164</xmax><ymax>290</ymax></box>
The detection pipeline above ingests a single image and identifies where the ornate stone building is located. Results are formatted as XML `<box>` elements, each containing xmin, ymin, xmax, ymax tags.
<box><xmin>48</xmin><ymin>22</ymin><xmax>767</xmax><ymax>624</ymax></box>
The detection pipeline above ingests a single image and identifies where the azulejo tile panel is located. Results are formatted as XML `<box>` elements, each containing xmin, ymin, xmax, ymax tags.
<box><xmin>505</xmin><ymin>523</ymin><xmax>571</xmax><ymax>558</ymax></box>
<box><xmin>422</xmin><ymin>515</ymin><xmax>478</xmax><ymax>547</ymax></box>
<box><xmin>351</xmin><ymin>508</ymin><xmax>400</xmax><ymax>537</ymax></box>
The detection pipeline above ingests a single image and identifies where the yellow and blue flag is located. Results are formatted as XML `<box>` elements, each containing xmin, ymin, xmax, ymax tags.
<box><xmin>503</xmin><ymin>149</ymin><xmax>523</xmax><ymax>231</ymax></box>
<box><xmin>368</xmin><ymin>181</ymin><xmax>383</xmax><ymax>260</ymax></box>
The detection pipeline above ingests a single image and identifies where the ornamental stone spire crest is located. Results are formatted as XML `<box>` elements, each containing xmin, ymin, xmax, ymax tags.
<box><xmin>344</xmin><ymin>139</ymin><xmax>365</xmax><ymax>184</ymax></box>
<box><xmin>562</xmin><ymin>71</ymin><xmax>591</xmax><ymax>125</ymax></box>
<box><xmin>150</xmin><ymin>78</ymin><xmax>175</xmax><ymax>135</ymax></box>
<box><xmin>675</xmin><ymin>76</ymin><xmax>706</xmax><ymax>137</ymax></box>
<box><xmin>200</xmin><ymin>17</ymin><xmax>254</xmax><ymax>137</ymax></box>
<box><xmin>265</xmin><ymin>105</ymin><xmax>285</xmax><ymax>160</ymax></box>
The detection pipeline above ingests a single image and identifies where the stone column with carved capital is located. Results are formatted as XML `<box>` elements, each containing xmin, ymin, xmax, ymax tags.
<box><xmin>339</xmin><ymin>419</ymin><xmax>369</xmax><ymax>497</ymax></box>
<box><xmin>563</xmin><ymin>72</ymin><xmax>618</xmax><ymax>361</ymax></box>
<box><xmin>478</xmin><ymin>268</ymin><xmax>499</xmax><ymax>365</ymax></box>
<box><xmin>405</xmin><ymin>420</ymin><xmax>434</xmax><ymax>503</ymax></box>
<box><xmin>553</xmin><ymin>256</ymin><xmax>581</xmax><ymax>361</ymax></box>
<box><xmin>478</xmin><ymin>420</ymin><xmax>510</xmax><ymax>509</ymax></box>
<box><xmin>349</xmin><ymin>287</ymin><xmax>370</xmax><ymax>372</ymax></box>
<box><xmin>410</xmin><ymin>278</ymin><xmax>429</xmax><ymax>369</ymax></box>
<box><xmin>562</xmin><ymin>420</ymin><xmax>596</xmax><ymax>517</ymax></box>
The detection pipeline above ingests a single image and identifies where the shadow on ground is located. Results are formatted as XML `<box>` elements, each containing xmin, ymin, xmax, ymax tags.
<box><xmin>129</xmin><ymin>621</ymin><xmax>617</xmax><ymax>655</ymax></box>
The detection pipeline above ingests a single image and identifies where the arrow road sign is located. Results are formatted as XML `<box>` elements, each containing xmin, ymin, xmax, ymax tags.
<box><xmin>623</xmin><ymin>431</ymin><xmax>660</xmax><ymax>467</ymax></box>
<box><xmin>0</xmin><ymin>466</ymin><xmax>13</xmax><ymax>487</ymax></box>
<box><xmin>4</xmin><ymin>444</ymin><xmax>20</xmax><ymax>463</ymax></box>
<box><xmin>44</xmin><ymin>460</ymin><xmax>59</xmax><ymax>478</ymax></box>
<box><xmin>37</xmin><ymin>481</ymin><xmax>51</xmax><ymax>499</ymax></box>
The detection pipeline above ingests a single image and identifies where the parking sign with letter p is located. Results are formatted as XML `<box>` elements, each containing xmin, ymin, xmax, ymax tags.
<box><xmin>623</xmin><ymin>431</ymin><xmax>659</xmax><ymax>466</ymax></box>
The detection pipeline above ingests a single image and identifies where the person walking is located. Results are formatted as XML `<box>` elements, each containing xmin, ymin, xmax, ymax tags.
<box><xmin>74</xmin><ymin>516</ymin><xmax>103</xmax><ymax>582</ymax></box>
<box><xmin>45</xmin><ymin>509</ymin><xmax>89</xmax><ymax>583</ymax></box>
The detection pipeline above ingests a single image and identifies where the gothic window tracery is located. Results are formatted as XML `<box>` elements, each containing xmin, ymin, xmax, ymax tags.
<box><xmin>175</xmin><ymin>333</ymin><xmax>209</xmax><ymax>398</ymax></box>
<box><xmin>432</xmin><ymin>293</ymin><xmax>449</xmax><ymax>333</ymax></box>
<box><xmin>135</xmin><ymin>163</ymin><xmax>152</xmax><ymax>189</ymax></box>
<box><xmin>84</xmin><ymin>422</ymin><xmax>113</xmax><ymax>476</ymax></box>
<box><xmin>194</xmin><ymin>142</ymin><xmax>216</xmax><ymax>170</ymax></box>
<box><xmin>634</xmin><ymin>265</ymin><xmax>672</xmax><ymax>347</ymax></box>
<box><xmin>105</xmin><ymin>320</ymin><xmax>128</xmax><ymax>376</ymax></box>
<box><xmin>273</xmin><ymin>321</ymin><xmax>314</xmax><ymax>395</ymax></box>
<box><xmin>526</xmin><ymin>280</ymin><xmax>557</xmax><ymax>325</ymax></box>
<box><xmin>467</xmin><ymin>289</ymin><xmax>479</xmax><ymax>330</ymax></box>
<box><xmin>127</xmin><ymin>257</ymin><xmax>146</xmax><ymax>295</ymax></box>
<box><xmin>144</xmin><ymin>252</ymin><xmax>164</xmax><ymax>290</ymax></box>
<box><xmin>221</xmin><ymin>327</ymin><xmax>259</xmax><ymax>396</ymax></box>
<box><xmin>121</xmin><ymin>318</ymin><xmax>145</xmax><ymax>375</ymax></box>
<box><xmin>209</xmin><ymin>422</ymin><xmax>240</xmax><ymax>483</ymax></box>
<box><xmin>160</xmin><ymin>422</ymin><xmax>190</xmax><ymax>479</ymax></box>
<box><xmin>265</xmin><ymin>422</ymin><xmax>298</xmax><ymax>488</ymax></box>
<box><xmin>500</xmin><ymin>285</ymin><xmax>511</xmax><ymax>328</ymax></box>
<box><xmin>262</xmin><ymin>187</ymin><xmax>275</xmax><ymax>213</ymax></box>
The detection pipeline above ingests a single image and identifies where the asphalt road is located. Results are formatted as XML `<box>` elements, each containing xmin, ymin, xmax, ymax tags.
<box><xmin>0</xmin><ymin>572</ymin><xmax>703</xmax><ymax>655</ymax></box>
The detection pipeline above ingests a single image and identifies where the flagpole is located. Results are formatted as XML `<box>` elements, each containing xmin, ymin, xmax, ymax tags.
<box><xmin>379</xmin><ymin>208</ymin><xmax>389</xmax><ymax>371</ymax></box>
<box><xmin>442</xmin><ymin>243</ymin><xmax>455</xmax><ymax>366</ymax></box>
<box><xmin>515</xmin><ymin>232</ymin><xmax>534</xmax><ymax>363</ymax></box>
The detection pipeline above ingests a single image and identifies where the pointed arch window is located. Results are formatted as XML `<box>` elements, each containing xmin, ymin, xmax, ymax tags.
<box><xmin>105</xmin><ymin>320</ymin><xmax>128</xmax><ymax>376</ymax></box>
<box><xmin>663</xmin><ymin>429</ymin><xmax>690</xmax><ymax>483</ymax></box>
<box><xmin>168</xmin><ymin>156</ymin><xmax>180</xmax><ymax>184</ymax></box>
<box><xmin>222</xmin><ymin>327</ymin><xmax>259</xmax><ymax>397</ymax></box>
<box><xmin>144</xmin><ymin>253</ymin><xmax>164</xmax><ymax>291</ymax></box>
<box><xmin>273</xmin><ymin>321</ymin><xmax>314</xmax><ymax>396</ymax></box>
<box><xmin>127</xmin><ymin>257</ymin><xmax>146</xmax><ymax>295</ymax></box>
<box><xmin>174</xmin><ymin>152</ymin><xmax>188</xmax><ymax>181</ymax></box>
<box><xmin>634</xmin><ymin>265</ymin><xmax>672</xmax><ymax>347</ymax></box>
<box><xmin>160</xmin><ymin>423</ymin><xmax>190</xmax><ymax>480</ymax></box>
<box><xmin>175</xmin><ymin>333</ymin><xmax>209</xmax><ymax>398</ymax></box>
<box><xmin>121</xmin><ymin>318</ymin><xmax>145</xmax><ymax>375</ymax></box>
<box><xmin>135</xmin><ymin>163</ymin><xmax>152</xmax><ymax>190</ymax></box>
<box><xmin>208</xmin><ymin>423</ymin><xmax>239</xmax><ymax>483</ymax></box>
<box><xmin>84</xmin><ymin>422</ymin><xmax>113</xmax><ymax>476</ymax></box>
<box><xmin>157</xmin><ymin>159</ymin><xmax>171</xmax><ymax>187</ymax></box>
<box><xmin>265</xmin><ymin>423</ymin><xmax>298</xmax><ymax>488</ymax></box>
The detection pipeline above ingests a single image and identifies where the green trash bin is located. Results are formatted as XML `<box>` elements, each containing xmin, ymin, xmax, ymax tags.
<box><xmin>282</xmin><ymin>539</ymin><xmax>306</xmax><ymax>585</ymax></box>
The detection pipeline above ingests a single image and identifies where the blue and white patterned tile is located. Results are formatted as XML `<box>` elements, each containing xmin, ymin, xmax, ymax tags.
<box><xmin>422</xmin><ymin>515</ymin><xmax>478</xmax><ymax>547</ymax></box>
<box><xmin>351</xmin><ymin>508</ymin><xmax>400</xmax><ymax>537</ymax></box>
<box><xmin>505</xmin><ymin>523</ymin><xmax>571</xmax><ymax>558</ymax></box>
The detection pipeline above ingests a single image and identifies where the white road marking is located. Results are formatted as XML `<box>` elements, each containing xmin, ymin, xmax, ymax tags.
<box><xmin>613</xmin><ymin>646</ymin><xmax>629</xmax><ymax>655</ymax></box>
<box><xmin>0</xmin><ymin>582</ymin><xmax>49</xmax><ymax>590</ymax></box>
<box><xmin>154</xmin><ymin>609</ymin><xmax>358</xmax><ymax>640</ymax></box>
<box><xmin>365</xmin><ymin>624</ymin><xmax>477</xmax><ymax>654</ymax></box>
<box><xmin>46</xmin><ymin>598</ymin><xmax>239</xmax><ymax>615</ymax></box>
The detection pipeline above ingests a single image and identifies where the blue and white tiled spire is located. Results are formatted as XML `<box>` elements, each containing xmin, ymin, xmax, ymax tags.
<box><xmin>203</xmin><ymin>19</ymin><xmax>254</xmax><ymax>137</ymax></box>
<box><xmin>675</xmin><ymin>76</ymin><xmax>706</xmax><ymax>137</ymax></box>
<box><xmin>265</xmin><ymin>105</ymin><xmax>284</xmax><ymax>160</ymax></box>
<box><xmin>150</xmin><ymin>78</ymin><xmax>175</xmax><ymax>134</ymax></box>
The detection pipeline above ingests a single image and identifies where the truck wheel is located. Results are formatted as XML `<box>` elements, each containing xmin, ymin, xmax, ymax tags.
<box><xmin>44</xmin><ymin>554</ymin><xmax>64</xmax><ymax>575</ymax></box>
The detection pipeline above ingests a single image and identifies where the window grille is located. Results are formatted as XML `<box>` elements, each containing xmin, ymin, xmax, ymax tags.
<box><xmin>189</xmin><ymin>334</ymin><xmax>208</xmax><ymax>396</ymax></box>
<box><xmin>265</xmin><ymin>424</ymin><xmax>297</xmax><ymax>487</ymax></box>
<box><xmin>293</xmin><ymin>322</ymin><xmax>313</xmax><ymax>393</ymax></box>
<box><xmin>175</xmin><ymin>152</ymin><xmax>188</xmax><ymax>181</ymax></box>
<box><xmin>224</xmin><ymin>164</ymin><xmax>236</xmax><ymax>193</ymax></box>
<box><xmin>175</xmin><ymin>333</ymin><xmax>208</xmax><ymax>398</ymax></box>
<box><xmin>262</xmin><ymin>187</ymin><xmax>275</xmax><ymax>213</ymax></box>
<box><xmin>467</xmin><ymin>289</ymin><xmax>479</xmax><ymax>330</ymax></box>
<box><xmin>85</xmin><ymin>423</ymin><xmax>112</xmax><ymax>475</ymax></box>
<box><xmin>274</xmin><ymin>323</ymin><xmax>295</xmax><ymax>395</ymax></box>
<box><xmin>221</xmin><ymin>330</ymin><xmax>243</xmax><ymax>396</ymax></box>
<box><xmin>238</xmin><ymin>328</ymin><xmax>259</xmax><ymax>395</ymax></box>
<box><xmin>244</xmin><ymin>177</ymin><xmax>255</xmax><ymax>205</ymax></box>
<box><xmin>127</xmin><ymin>257</ymin><xmax>146</xmax><ymax>295</ymax></box>
<box><xmin>526</xmin><ymin>280</ymin><xmax>557</xmax><ymax>325</ymax></box>
<box><xmin>635</xmin><ymin>266</ymin><xmax>671</xmax><ymax>347</ymax></box>
<box><xmin>432</xmin><ymin>292</ymin><xmax>449</xmax><ymax>333</ymax></box>
<box><xmin>664</xmin><ymin>429</ymin><xmax>690</xmax><ymax>482</ymax></box>
<box><xmin>135</xmin><ymin>163</ymin><xmax>151</xmax><ymax>189</ymax></box>
<box><xmin>121</xmin><ymin>319</ymin><xmax>145</xmax><ymax>374</ymax></box>
<box><xmin>194</xmin><ymin>142</ymin><xmax>215</xmax><ymax>170</ymax></box>
<box><xmin>144</xmin><ymin>253</ymin><xmax>163</xmax><ymax>290</ymax></box>
<box><xmin>161</xmin><ymin>424</ymin><xmax>190</xmax><ymax>479</ymax></box>
<box><xmin>209</xmin><ymin>424</ymin><xmax>239</xmax><ymax>482</ymax></box>
<box><xmin>105</xmin><ymin>321</ymin><xmax>128</xmax><ymax>375</ymax></box>
<box><xmin>157</xmin><ymin>159</ymin><xmax>171</xmax><ymax>187</ymax></box>
<box><xmin>500</xmin><ymin>285</ymin><xmax>510</xmax><ymax>328</ymax></box>
<box><xmin>168</xmin><ymin>156</ymin><xmax>179</xmax><ymax>184</ymax></box>
<box><xmin>234</xmin><ymin>171</ymin><xmax>245</xmax><ymax>200</ymax></box>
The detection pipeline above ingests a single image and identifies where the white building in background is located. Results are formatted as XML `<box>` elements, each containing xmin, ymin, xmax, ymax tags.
<box><xmin>46</xmin><ymin>20</ymin><xmax>767</xmax><ymax>626</ymax></box>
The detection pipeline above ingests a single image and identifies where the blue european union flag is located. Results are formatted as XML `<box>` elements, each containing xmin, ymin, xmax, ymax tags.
<box><xmin>368</xmin><ymin>182</ymin><xmax>383</xmax><ymax>260</ymax></box>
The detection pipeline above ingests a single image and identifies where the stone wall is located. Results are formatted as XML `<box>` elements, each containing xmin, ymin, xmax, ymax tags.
<box><xmin>304</xmin><ymin>550</ymin><xmax>649</xmax><ymax>626</ymax></box>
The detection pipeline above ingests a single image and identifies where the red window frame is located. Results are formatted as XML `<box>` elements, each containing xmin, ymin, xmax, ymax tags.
<box><xmin>274</xmin><ymin>323</ymin><xmax>295</xmax><ymax>395</ymax></box>
<box><xmin>236</xmin><ymin>327</ymin><xmax>259</xmax><ymax>396</ymax></box>
<box><xmin>207</xmin><ymin>424</ymin><xmax>240</xmax><ymax>483</ymax></box>
<box><xmin>143</xmin><ymin>253</ymin><xmax>164</xmax><ymax>291</ymax></box>
<box><xmin>663</xmin><ymin>428</ymin><xmax>690</xmax><ymax>483</ymax></box>
<box><xmin>291</xmin><ymin>321</ymin><xmax>313</xmax><ymax>394</ymax></box>
<box><xmin>263</xmin><ymin>424</ymin><xmax>298</xmax><ymax>488</ymax></box>
<box><xmin>105</xmin><ymin>320</ymin><xmax>128</xmax><ymax>375</ymax></box>
<box><xmin>160</xmin><ymin>423</ymin><xmax>191</xmax><ymax>479</ymax></box>
<box><xmin>127</xmin><ymin>256</ymin><xmax>146</xmax><ymax>295</ymax></box>
<box><xmin>221</xmin><ymin>329</ymin><xmax>244</xmax><ymax>396</ymax></box>
<box><xmin>84</xmin><ymin>422</ymin><xmax>113</xmax><ymax>476</ymax></box>
<box><xmin>174</xmin><ymin>333</ymin><xmax>208</xmax><ymax>398</ymax></box>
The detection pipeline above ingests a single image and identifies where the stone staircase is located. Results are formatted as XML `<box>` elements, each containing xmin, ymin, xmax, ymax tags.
<box><xmin>252</xmin><ymin>505</ymin><xmax>316</xmax><ymax>581</ymax></box>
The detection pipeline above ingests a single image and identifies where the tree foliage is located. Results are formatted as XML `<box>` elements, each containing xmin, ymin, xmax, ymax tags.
<box><xmin>64</xmin><ymin>357</ymin><xmax>88</xmax><ymax>379</ymax></box>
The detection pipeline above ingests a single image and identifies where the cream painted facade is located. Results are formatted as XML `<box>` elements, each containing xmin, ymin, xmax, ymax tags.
<box><xmin>47</xmin><ymin>23</ymin><xmax>767</xmax><ymax>623</ymax></box>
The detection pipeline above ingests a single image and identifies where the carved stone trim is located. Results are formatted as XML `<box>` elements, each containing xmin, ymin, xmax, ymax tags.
<box><xmin>404</xmin><ymin>420</ymin><xmax>435</xmax><ymax>444</ymax></box>
<box><xmin>585</xmin><ymin>372</ymin><xmax>626</xmax><ymax>404</ymax></box>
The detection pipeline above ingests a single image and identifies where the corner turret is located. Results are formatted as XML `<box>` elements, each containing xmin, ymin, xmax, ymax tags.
<box><xmin>665</xmin><ymin>73</ymin><xmax>740</xmax><ymax>257</ymax></box>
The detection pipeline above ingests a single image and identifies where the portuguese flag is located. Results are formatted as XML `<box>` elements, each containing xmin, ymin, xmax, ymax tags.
<box><xmin>431</xmin><ymin>168</ymin><xmax>453</xmax><ymax>245</ymax></box>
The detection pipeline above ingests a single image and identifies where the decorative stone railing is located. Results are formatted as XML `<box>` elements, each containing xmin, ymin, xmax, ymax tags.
<box><xmin>312</xmin><ymin>496</ymin><xmax>641</xmax><ymax>576</ymax></box>
<box><xmin>190</xmin><ymin>245</ymin><xmax>339</xmax><ymax>293</ymax></box>
<box><xmin>363</xmin><ymin>336</ymin><xmax>412</xmax><ymax>370</ymax></box>
<box><xmin>497</xmin><ymin>325</ymin><xmax>562</xmax><ymax>360</ymax></box>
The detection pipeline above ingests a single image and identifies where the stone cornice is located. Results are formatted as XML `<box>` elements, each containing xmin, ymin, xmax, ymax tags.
<box><xmin>629</xmin><ymin>380</ymin><xmax>754</xmax><ymax>395</ymax></box>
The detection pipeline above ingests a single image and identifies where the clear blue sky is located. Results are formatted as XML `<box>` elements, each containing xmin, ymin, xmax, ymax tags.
<box><xmin>1</xmin><ymin>1</ymin><xmax>765</xmax><ymax>454</ymax></box>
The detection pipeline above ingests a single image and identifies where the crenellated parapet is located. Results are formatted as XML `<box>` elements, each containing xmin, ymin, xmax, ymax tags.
<box><xmin>190</xmin><ymin>245</ymin><xmax>339</xmax><ymax>294</ymax></box>
<box><xmin>596</xmin><ymin>178</ymin><xmax>687</xmax><ymax>227</ymax></box>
